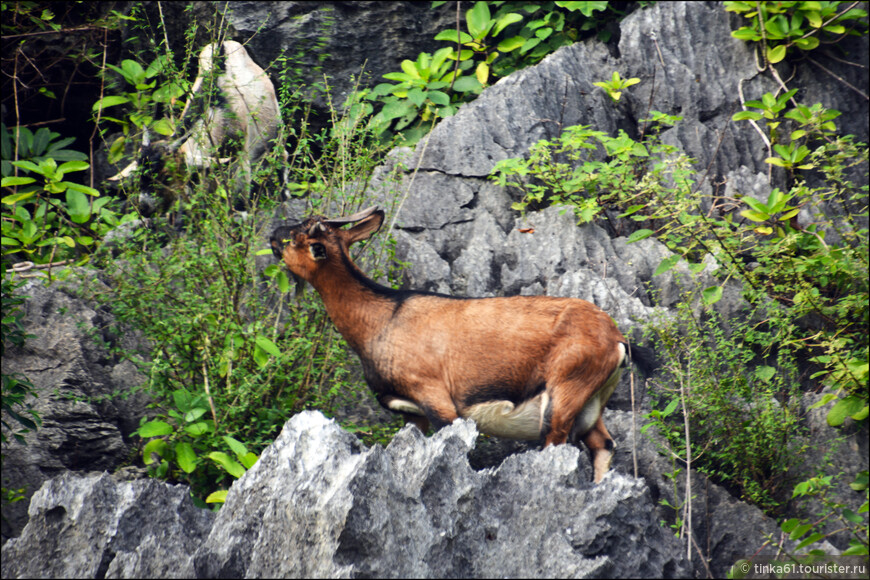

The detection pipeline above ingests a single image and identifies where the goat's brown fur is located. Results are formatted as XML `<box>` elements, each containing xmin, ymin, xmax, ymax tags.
<box><xmin>270</xmin><ymin>207</ymin><xmax>656</xmax><ymax>483</ymax></box>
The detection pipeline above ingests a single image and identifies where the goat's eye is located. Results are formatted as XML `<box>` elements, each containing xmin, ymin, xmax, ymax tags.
<box><xmin>310</xmin><ymin>243</ymin><xmax>327</xmax><ymax>260</ymax></box>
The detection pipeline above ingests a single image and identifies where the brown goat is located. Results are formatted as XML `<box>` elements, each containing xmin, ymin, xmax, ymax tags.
<box><xmin>270</xmin><ymin>206</ymin><xmax>656</xmax><ymax>483</ymax></box>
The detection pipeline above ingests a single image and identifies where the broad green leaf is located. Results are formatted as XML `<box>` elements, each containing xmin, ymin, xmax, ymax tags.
<box><xmin>11</xmin><ymin>160</ymin><xmax>41</xmax><ymax>174</ymax></box>
<box><xmin>702</xmin><ymin>285</ymin><xmax>723</xmax><ymax>305</ymax></box>
<box><xmin>255</xmin><ymin>335</ymin><xmax>281</xmax><ymax>357</ymax></box>
<box><xmin>277</xmin><ymin>270</ymin><xmax>290</xmax><ymax>293</ymax></box>
<box><xmin>152</xmin><ymin>82</ymin><xmax>184</xmax><ymax>103</ymax></box>
<box><xmin>765</xmin><ymin>156</ymin><xmax>788</xmax><ymax>167</ymax></box>
<box><xmin>142</xmin><ymin>439</ymin><xmax>167</xmax><ymax>464</ymax></box>
<box><xmin>792</xmin><ymin>36</ymin><xmax>819</xmax><ymax>50</ymax></box>
<box><xmin>1</xmin><ymin>176</ymin><xmax>37</xmax><ymax>188</ymax></box>
<box><xmin>184</xmin><ymin>407</ymin><xmax>208</xmax><ymax>423</ymax></box>
<box><xmin>223</xmin><ymin>435</ymin><xmax>249</xmax><ymax>459</ymax></box>
<box><xmin>493</xmin><ymin>12</ymin><xmax>523</xmax><ymax>36</ymax></box>
<box><xmin>92</xmin><ymin>95</ymin><xmax>130</xmax><ymax>112</ymax></box>
<box><xmin>121</xmin><ymin>59</ymin><xmax>146</xmax><ymax>85</ymax></box>
<box><xmin>57</xmin><ymin>160</ymin><xmax>89</xmax><ymax>174</ymax></box>
<box><xmin>185</xmin><ymin>421</ymin><xmax>212</xmax><ymax>437</ymax></box>
<box><xmin>827</xmin><ymin>395</ymin><xmax>865</xmax><ymax>427</ymax></box>
<box><xmin>794</xmin><ymin>532</ymin><xmax>825</xmax><ymax>551</ymax></box>
<box><xmin>240</xmin><ymin>452</ymin><xmax>258</xmax><ymax>470</ymax></box>
<box><xmin>151</xmin><ymin>118</ymin><xmax>174</xmax><ymax>136</ymax></box>
<box><xmin>66</xmin><ymin>189</ymin><xmax>91</xmax><ymax>224</ymax></box>
<box><xmin>2</xmin><ymin>190</ymin><xmax>37</xmax><ymax>206</ymax></box>
<box><xmin>380</xmin><ymin>100</ymin><xmax>415</xmax><ymax>121</ymax></box>
<box><xmin>467</xmin><ymin>1</ymin><xmax>491</xmax><ymax>39</ymax></box>
<box><xmin>382</xmin><ymin>72</ymin><xmax>416</xmax><ymax>83</ymax></box>
<box><xmin>740</xmin><ymin>209</ymin><xmax>769</xmax><ymax>223</ymax></box>
<box><xmin>428</xmin><ymin>90</ymin><xmax>450</xmax><ymax>106</ymax></box>
<box><xmin>175</xmin><ymin>442</ymin><xmax>197</xmax><ymax>473</ymax></box>
<box><xmin>138</xmin><ymin>420</ymin><xmax>173</xmax><ymax>438</ymax></box>
<box><xmin>452</xmin><ymin>75</ymin><xmax>482</xmax><ymax>92</ymax></box>
<box><xmin>208</xmin><ymin>451</ymin><xmax>246</xmax><ymax>478</ymax></box>
<box><xmin>731</xmin><ymin>28</ymin><xmax>761</xmax><ymax>41</ymax></box>
<box><xmin>407</xmin><ymin>88</ymin><xmax>427</xmax><ymax>107</ymax></box>
<box><xmin>173</xmin><ymin>389</ymin><xmax>193</xmax><ymax>412</ymax></box>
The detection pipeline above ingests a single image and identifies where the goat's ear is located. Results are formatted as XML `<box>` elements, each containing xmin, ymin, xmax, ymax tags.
<box><xmin>344</xmin><ymin>210</ymin><xmax>385</xmax><ymax>245</ymax></box>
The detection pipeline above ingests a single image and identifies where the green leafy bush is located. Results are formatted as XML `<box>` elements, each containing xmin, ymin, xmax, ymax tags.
<box><xmin>489</xmin><ymin>77</ymin><xmax>868</xmax><ymax>515</ymax></box>
<box><xmin>725</xmin><ymin>1</ymin><xmax>868</xmax><ymax>64</ymax></box>
<box><xmin>364</xmin><ymin>1</ymin><xmax>634</xmax><ymax>144</ymax></box>
<box><xmin>1</xmin><ymin>123</ymin><xmax>132</xmax><ymax>265</ymax></box>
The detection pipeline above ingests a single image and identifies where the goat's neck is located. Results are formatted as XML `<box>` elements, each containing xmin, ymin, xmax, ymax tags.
<box><xmin>309</xmin><ymin>255</ymin><xmax>393</xmax><ymax>353</ymax></box>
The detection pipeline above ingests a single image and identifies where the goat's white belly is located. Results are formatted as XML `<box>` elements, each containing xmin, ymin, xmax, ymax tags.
<box><xmin>463</xmin><ymin>394</ymin><xmax>547</xmax><ymax>440</ymax></box>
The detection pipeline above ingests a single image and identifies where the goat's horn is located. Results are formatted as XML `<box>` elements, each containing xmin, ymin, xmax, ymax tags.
<box><xmin>323</xmin><ymin>205</ymin><xmax>379</xmax><ymax>226</ymax></box>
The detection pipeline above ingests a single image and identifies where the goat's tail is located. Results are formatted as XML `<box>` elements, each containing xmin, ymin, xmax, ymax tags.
<box><xmin>624</xmin><ymin>342</ymin><xmax>659</xmax><ymax>377</ymax></box>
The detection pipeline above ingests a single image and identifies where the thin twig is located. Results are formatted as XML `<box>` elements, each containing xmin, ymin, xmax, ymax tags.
<box><xmin>807</xmin><ymin>56</ymin><xmax>869</xmax><ymax>100</ymax></box>
<box><xmin>448</xmin><ymin>1</ymin><xmax>462</xmax><ymax>92</ymax></box>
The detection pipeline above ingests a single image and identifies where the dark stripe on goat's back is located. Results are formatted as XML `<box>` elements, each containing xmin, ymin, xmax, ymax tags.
<box><xmin>339</xmin><ymin>250</ymin><xmax>465</xmax><ymax>313</ymax></box>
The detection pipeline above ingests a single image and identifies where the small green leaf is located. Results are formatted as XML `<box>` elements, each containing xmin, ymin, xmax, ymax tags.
<box><xmin>240</xmin><ymin>452</ymin><xmax>258</xmax><ymax>470</ymax></box>
<box><xmin>662</xmin><ymin>399</ymin><xmax>680</xmax><ymax>417</ymax></box>
<box><xmin>767</xmin><ymin>44</ymin><xmax>787</xmax><ymax>63</ymax></box>
<box><xmin>732</xmin><ymin>111</ymin><xmax>763</xmax><ymax>122</ymax></box>
<box><xmin>654</xmin><ymin>254</ymin><xmax>681</xmax><ymax>276</ymax></box>
<box><xmin>755</xmin><ymin>365</ymin><xmax>776</xmax><ymax>383</ymax></box>
<box><xmin>626</xmin><ymin>229</ymin><xmax>654</xmax><ymax>243</ymax></box>
<box><xmin>434</xmin><ymin>29</ymin><xmax>473</xmax><ymax>44</ymax></box>
<box><xmin>205</xmin><ymin>490</ymin><xmax>228</xmax><ymax>504</ymax></box>
<box><xmin>2</xmin><ymin>190</ymin><xmax>37</xmax><ymax>205</ymax></box>
<box><xmin>497</xmin><ymin>36</ymin><xmax>526</xmax><ymax>52</ymax></box>
<box><xmin>794</xmin><ymin>532</ymin><xmax>825</xmax><ymax>551</ymax></box>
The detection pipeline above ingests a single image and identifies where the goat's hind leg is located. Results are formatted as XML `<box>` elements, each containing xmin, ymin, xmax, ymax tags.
<box><xmin>580</xmin><ymin>415</ymin><xmax>615</xmax><ymax>484</ymax></box>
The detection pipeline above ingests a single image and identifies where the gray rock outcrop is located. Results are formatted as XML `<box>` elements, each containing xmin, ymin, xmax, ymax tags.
<box><xmin>0</xmin><ymin>471</ymin><xmax>214</xmax><ymax>578</ymax></box>
<box><xmin>3</xmin><ymin>411</ymin><xmax>691</xmax><ymax>579</ymax></box>
<box><xmin>1</xmin><ymin>278</ymin><xmax>151</xmax><ymax>542</ymax></box>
